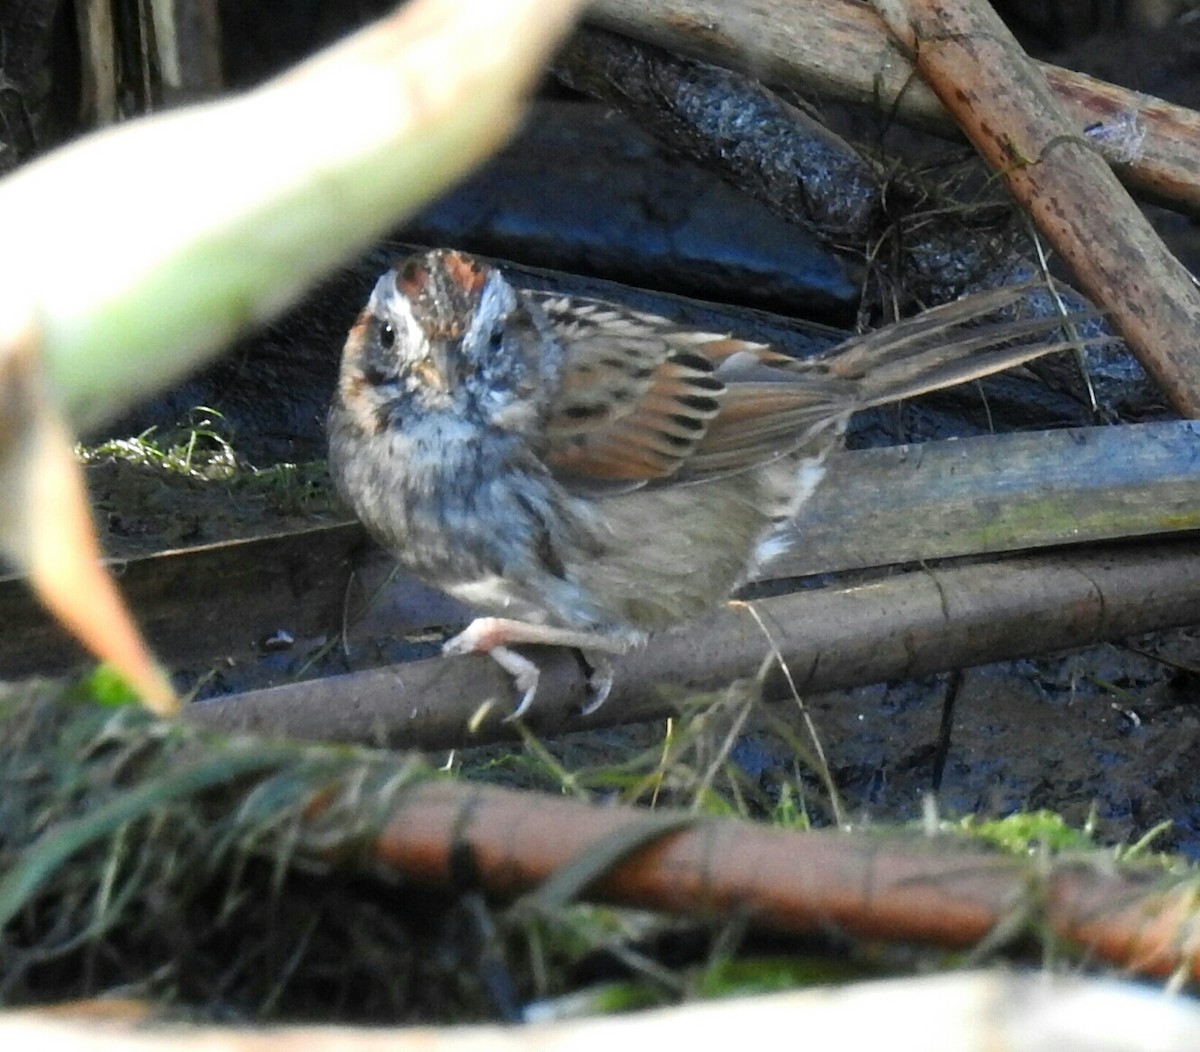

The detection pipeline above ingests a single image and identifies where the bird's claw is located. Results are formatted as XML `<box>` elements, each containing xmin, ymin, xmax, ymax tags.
<box><xmin>443</xmin><ymin>619</ymin><xmax>622</xmax><ymax>719</ymax></box>
<box><xmin>579</xmin><ymin>653</ymin><xmax>614</xmax><ymax>716</ymax></box>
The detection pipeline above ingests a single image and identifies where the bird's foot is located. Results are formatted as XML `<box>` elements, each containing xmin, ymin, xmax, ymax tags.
<box><xmin>443</xmin><ymin>617</ymin><xmax>638</xmax><ymax>719</ymax></box>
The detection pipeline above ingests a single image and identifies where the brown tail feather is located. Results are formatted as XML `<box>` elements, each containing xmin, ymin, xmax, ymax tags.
<box><xmin>812</xmin><ymin>283</ymin><xmax>1110</xmax><ymax>409</ymax></box>
<box><xmin>680</xmin><ymin>284</ymin><xmax>1113</xmax><ymax>480</ymax></box>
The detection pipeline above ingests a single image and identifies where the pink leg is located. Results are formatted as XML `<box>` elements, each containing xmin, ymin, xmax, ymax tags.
<box><xmin>443</xmin><ymin>617</ymin><xmax>639</xmax><ymax>718</ymax></box>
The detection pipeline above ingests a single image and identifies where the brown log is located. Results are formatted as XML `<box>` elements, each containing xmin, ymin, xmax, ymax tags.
<box><xmin>871</xmin><ymin>0</ymin><xmax>1200</xmax><ymax>417</ymax></box>
<box><xmin>375</xmin><ymin>779</ymin><xmax>1200</xmax><ymax>979</ymax></box>
<box><xmin>186</xmin><ymin>536</ymin><xmax>1200</xmax><ymax>749</ymax></box>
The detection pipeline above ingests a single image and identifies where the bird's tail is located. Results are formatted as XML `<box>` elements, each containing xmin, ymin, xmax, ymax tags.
<box><xmin>679</xmin><ymin>282</ymin><xmax>1113</xmax><ymax>480</ymax></box>
<box><xmin>812</xmin><ymin>282</ymin><xmax>1109</xmax><ymax>409</ymax></box>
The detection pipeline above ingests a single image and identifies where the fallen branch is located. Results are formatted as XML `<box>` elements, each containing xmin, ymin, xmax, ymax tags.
<box><xmin>0</xmin><ymin>523</ymin><xmax>365</xmax><ymax>677</ymax></box>
<box><xmin>377</xmin><ymin>780</ymin><xmax>1200</xmax><ymax>980</ymax></box>
<box><xmin>589</xmin><ymin>0</ymin><xmax>1200</xmax><ymax>218</ymax></box>
<box><xmin>871</xmin><ymin>0</ymin><xmax>1200</xmax><ymax>416</ymax></box>
<box><xmin>187</xmin><ymin>535</ymin><xmax>1200</xmax><ymax>748</ymax></box>
<box><xmin>555</xmin><ymin>27</ymin><xmax>1022</xmax><ymax>303</ymax></box>
<box><xmin>6</xmin><ymin>693</ymin><xmax>1200</xmax><ymax>1011</ymax></box>
<box><xmin>777</xmin><ymin>420</ymin><xmax>1200</xmax><ymax>576</ymax></box>
<box><xmin>557</xmin><ymin>28</ymin><xmax>884</xmax><ymax>246</ymax></box>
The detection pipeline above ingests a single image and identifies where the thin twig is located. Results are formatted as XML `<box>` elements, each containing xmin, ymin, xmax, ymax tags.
<box><xmin>736</xmin><ymin>602</ymin><xmax>845</xmax><ymax>827</ymax></box>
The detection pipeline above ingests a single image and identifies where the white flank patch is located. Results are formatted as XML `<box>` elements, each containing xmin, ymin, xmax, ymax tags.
<box><xmin>444</xmin><ymin>575</ymin><xmax>550</xmax><ymax>625</ymax></box>
<box><xmin>750</xmin><ymin>452</ymin><xmax>831</xmax><ymax>571</ymax></box>
<box><xmin>445</xmin><ymin>574</ymin><xmax>517</xmax><ymax>610</ymax></box>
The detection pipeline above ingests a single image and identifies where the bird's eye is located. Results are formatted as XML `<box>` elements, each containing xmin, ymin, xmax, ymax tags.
<box><xmin>488</xmin><ymin>328</ymin><xmax>503</xmax><ymax>354</ymax></box>
<box><xmin>379</xmin><ymin>322</ymin><xmax>396</xmax><ymax>350</ymax></box>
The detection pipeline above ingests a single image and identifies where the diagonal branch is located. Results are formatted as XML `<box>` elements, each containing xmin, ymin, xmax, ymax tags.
<box><xmin>871</xmin><ymin>0</ymin><xmax>1200</xmax><ymax>415</ymax></box>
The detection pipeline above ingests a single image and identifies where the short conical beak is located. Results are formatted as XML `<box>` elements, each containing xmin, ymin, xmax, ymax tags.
<box><xmin>414</xmin><ymin>343</ymin><xmax>454</xmax><ymax>393</ymax></box>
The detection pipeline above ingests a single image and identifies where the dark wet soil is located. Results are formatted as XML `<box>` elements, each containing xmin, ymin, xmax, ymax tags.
<box><xmin>777</xmin><ymin>639</ymin><xmax>1200</xmax><ymax>850</ymax></box>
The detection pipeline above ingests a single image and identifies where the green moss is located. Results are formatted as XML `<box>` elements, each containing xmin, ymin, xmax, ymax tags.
<box><xmin>952</xmin><ymin>809</ymin><xmax>1097</xmax><ymax>853</ymax></box>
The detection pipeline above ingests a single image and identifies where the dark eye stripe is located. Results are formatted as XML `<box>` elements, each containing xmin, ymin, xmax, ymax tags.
<box><xmin>364</xmin><ymin>362</ymin><xmax>394</xmax><ymax>386</ymax></box>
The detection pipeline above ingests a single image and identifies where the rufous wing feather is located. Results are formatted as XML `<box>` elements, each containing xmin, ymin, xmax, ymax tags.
<box><xmin>539</xmin><ymin>297</ymin><xmax>731</xmax><ymax>483</ymax></box>
<box><xmin>536</xmin><ymin>283</ymin><xmax>1105</xmax><ymax>488</ymax></box>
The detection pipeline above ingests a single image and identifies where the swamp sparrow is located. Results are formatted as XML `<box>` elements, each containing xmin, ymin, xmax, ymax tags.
<box><xmin>329</xmin><ymin>249</ymin><xmax>1093</xmax><ymax>717</ymax></box>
